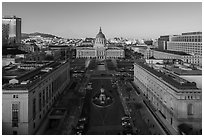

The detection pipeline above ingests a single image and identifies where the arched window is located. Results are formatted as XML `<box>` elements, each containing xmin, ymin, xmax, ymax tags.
<box><xmin>187</xmin><ymin>104</ymin><xmax>193</xmax><ymax>115</ymax></box>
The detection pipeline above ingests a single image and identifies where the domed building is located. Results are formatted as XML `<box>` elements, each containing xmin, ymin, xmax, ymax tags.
<box><xmin>94</xmin><ymin>27</ymin><xmax>106</xmax><ymax>48</ymax></box>
<box><xmin>76</xmin><ymin>27</ymin><xmax>124</xmax><ymax>59</ymax></box>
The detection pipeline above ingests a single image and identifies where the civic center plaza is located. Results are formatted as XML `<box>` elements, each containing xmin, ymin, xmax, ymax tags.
<box><xmin>2</xmin><ymin>27</ymin><xmax>202</xmax><ymax>135</ymax></box>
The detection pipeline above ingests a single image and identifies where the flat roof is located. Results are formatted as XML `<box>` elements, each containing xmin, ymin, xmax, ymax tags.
<box><xmin>182</xmin><ymin>32</ymin><xmax>202</xmax><ymax>35</ymax></box>
<box><xmin>49</xmin><ymin>45</ymin><xmax>70</xmax><ymax>48</ymax></box>
<box><xmin>165</xmin><ymin>66</ymin><xmax>202</xmax><ymax>75</ymax></box>
<box><xmin>3</xmin><ymin>48</ymin><xmax>28</xmax><ymax>55</ymax></box>
<box><xmin>77</xmin><ymin>45</ymin><xmax>93</xmax><ymax>48</ymax></box>
<box><xmin>3</xmin><ymin>61</ymin><xmax>68</xmax><ymax>90</ymax></box>
<box><xmin>135</xmin><ymin>61</ymin><xmax>198</xmax><ymax>91</ymax></box>
<box><xmin>153</xmin><ymin>49</ymin><xmax>191</xmax><ymax>56</ymax></box>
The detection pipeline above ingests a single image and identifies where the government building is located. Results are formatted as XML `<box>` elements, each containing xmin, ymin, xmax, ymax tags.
<box><xmin>2</xmin><ymin>61</ymin><xmax>70</xmax><ymax>135</ymax></box>
<box><xmin>76</xmin><ymin>27</ymin><xmax>124</xmax><ymax>59</ymax></box>
<box><xmin>133</xmin><ymin>60</ymin><xmax>202</xmax><ymax>134</ymax></box>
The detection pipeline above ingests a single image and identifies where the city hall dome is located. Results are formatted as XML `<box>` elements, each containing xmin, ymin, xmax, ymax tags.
<box><xmin>96</xmin><ymin>27</ymin><xmax>106</xmax><ymax>39</ymax></box>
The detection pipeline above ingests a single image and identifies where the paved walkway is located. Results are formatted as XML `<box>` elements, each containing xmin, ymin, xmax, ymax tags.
<box><xmin>131</xmin><ymin>82</ymin><xmax>179</xmax><ymax>135</ymax></box>
<box><xmin>87</xmin><ymin>78</ymin><xmax>125</xmax><ymax>135</ymax></box>
<box><xmin>117</xmin><ymin>79</ymin><xmax>170</xmax><ymax>135</ymax></box>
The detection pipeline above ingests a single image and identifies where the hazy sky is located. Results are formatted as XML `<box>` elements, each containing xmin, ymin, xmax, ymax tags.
<box><xmin>2</xmin><ymin>2</ymin><xmax>202</xmax><ymax>39</ymax></box>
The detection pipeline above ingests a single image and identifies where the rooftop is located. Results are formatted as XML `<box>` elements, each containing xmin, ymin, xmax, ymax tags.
<box><xmin>153</xmin><ymin>49</ymin><xmax>191</xmax><ymax>56</ymax></box>
<box><xmin>3</xmin><ymin>61</ymin><xmax>68</xmax><ymax>90</ymax></box>
<box><xmin>78</xmin><ymin>45</ymin><xmax>93</xmax><ymax>47</ymax></box>
<box><xmin>135</xmin><ymin>61</ymin><xmax>199</xmax><ymax>91</ymax></box>
<box><xmin>3</xmin><ymin>47</ymin><xmax>28</xmax><ymax>55</ymax></box>
<box><xmin>165</xmin><ymin>65</ymin><xmax>202</xmax><ymax>76</ymax></box>
<box><xmin>3</xmin><ymin>16</ymin><xmax>21</xmax><ymax>19</ymax></box>
<box><xmin>182</xmin><ymin>32</ymin><xmax>202</xmax><ymax>36</ymax></box>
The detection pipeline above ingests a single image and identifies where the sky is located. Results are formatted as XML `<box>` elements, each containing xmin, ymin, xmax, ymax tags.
<box><xmin>2</xmin><ymin>2</ymin><xmax>202</xmax><ymax>39</ymax></box>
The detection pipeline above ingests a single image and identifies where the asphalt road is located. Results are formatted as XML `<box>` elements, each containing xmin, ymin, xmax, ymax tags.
<box><xmin>86</xmin><ymin>78</ymin><xmax>125</xmax><ymax>135</ymax></box>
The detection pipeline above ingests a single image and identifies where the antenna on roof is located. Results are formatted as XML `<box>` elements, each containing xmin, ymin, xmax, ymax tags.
<box><xmin>99</xmin><ymin>27</ymin><xmax>102</xmax><ymax>32</ymax></box>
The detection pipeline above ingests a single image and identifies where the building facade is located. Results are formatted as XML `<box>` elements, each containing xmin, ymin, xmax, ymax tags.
<box><xmin>76</xmin><ymin>27</ymin><xmax>124</xmax><ymax>59</ymax></box>
<box><xmin>149</xmin><ymin>49</ymin><xmax>202</xmax><ymax>67</ymax></box>
<box><xmin>158</xmin><ymin>35</ymin><xmax>171</xmax><ymax>50</ymax></box>
<box><xmin>167</xmin><ymin>32</ymin><xmax>202</xmax><ymax>56</ymax></box>
<box><xmin>2</xmin><ymin>61</ymin><xmax>70</xmax><ymax>135</ymax></box>
<box><xmin>134</xmin><ymin>61</ymin><xmax>202</xmax><ymax>133</ymax></box>
<box><xmin>2</xmin><ymin>16</ymin><xmax>21</xmax><ymax>46</ymax></box>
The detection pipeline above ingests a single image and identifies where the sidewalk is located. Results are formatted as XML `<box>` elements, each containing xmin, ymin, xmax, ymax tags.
<box><xmin>131</xmin><ymin>81</ymin><xmax>179</xmax><ymax>135</ymax></box>
<box><xmin>61</xmin><ymin>106</ymin><xmax>82</xmax><ymax>135</ymax></box>
<box><xmin>124</xmin><ymin>81</ymin><xmax>166</xmax><ymax>135</ymax></box>
<box><xmin>116</xmin><ymin>80</ymin><xmax>140</xmax><ymax>134</ymax></box>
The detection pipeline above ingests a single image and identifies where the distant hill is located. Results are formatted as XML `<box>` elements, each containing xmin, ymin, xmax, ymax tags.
<box><xmin>22</xmin><ymin>32</ymin><xmax>62</xmax><ymax>39</ymax></box>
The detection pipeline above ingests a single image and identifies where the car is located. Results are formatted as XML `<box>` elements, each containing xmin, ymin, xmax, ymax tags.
<box><xmin>121</xmin><ymin>116</ymin><xmax>130</xmax><ymax>121</ymax></box>
<box><xmin>78</xmin><ymin>117</ymin><xmax>87</xmax><ymax>123</ymax></box>
<box><xmin>122</xmin><ymin>121</ymin><xmax>131</xmax><ymax>127</ymax></box>
<box><xmin>86</xmin><ymin>85</ymin><xmax>92</xmax><ymax>90</ymax></box>
<box><xmin>76</xmin><ymin>123</ymin><xmax>85</xmax><ymax>130</ymax></box>
<box><xmin>75</xmin><ymin>130</ymin><xmax>83</xmax><ymax>135</ymax></box>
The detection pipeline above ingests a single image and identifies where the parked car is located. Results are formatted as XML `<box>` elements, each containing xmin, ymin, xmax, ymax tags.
<box><xmin>122</xmin><ymin>120</ymin><xmax>131</xmax><ymax>127</ymax></box>
<box><xmin>121</xmin><ymin>116</ymin><xmax>130</xmax><ymax>121</ymax></box>
<box><xmin>76</xmin><ymin>123</ymin><xmax>85</xmax><ymax>130</ymax></box>
<box><xmin>78</xmin><ymin>117</ymin><xmax>87</xmax><ymax>123</ymax></box>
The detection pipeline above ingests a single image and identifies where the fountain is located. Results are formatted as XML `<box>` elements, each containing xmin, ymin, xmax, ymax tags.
<box><xmin>92</xmin><ymin>87</ymin><xmax>114</xmax><ymax>107</ymax></box>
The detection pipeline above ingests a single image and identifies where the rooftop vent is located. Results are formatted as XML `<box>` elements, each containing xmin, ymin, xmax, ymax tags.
<box><xmin>41</xmin><ymin>67</ymin><xmax>53</xmax><ymax>72</ymax></box>
<box><xmin>9</xmin><ymin>79</ymin><xmax>19</xmax><ymax>84</ymax></box>
<box><xmin>21</xmin><ymin>80</ymin><xmax>30</xmax><ymax>85</ymax></box>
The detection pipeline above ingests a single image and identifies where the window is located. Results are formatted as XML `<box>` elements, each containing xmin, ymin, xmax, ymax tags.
<box><xmin>33</xmin><ymin>98</ymin><xmax>36</xmax><ymax>120</ymax></box>
<box><xmin>13</xmin><ymin>95</ymin><xmax>18</xmax><ymax>98</ymax></box>
<box><xmin>43</xmin><ymin>90</ymin><xmax>45</xmax><ymax>107</ymax></box>
<box><xmin>49</xmin><ymin>84</ymin><xmax>51</xmax><ymax>100</ymax></box>
<box><xmin>39</xmin><ymin>93</ymin><xmax>42</xmax><ymax>112</ymax></box>
<box><xmin>187</xmin><ymin>104</ymin><xmax>193</xmax><ymax>115</ymax></box>
<box><xmin>12</xmin><ymin>103</ymin><xmax>19</xmax><ymax>127</ymax></box>
<box><xmin>51</xmin><ymin>82</ymin><xmax>54</xmax><ymax>97</ymax></box>
<box><xmin>46</xmin><ymin>87</ymin><xmax>49</xmax><ymax>104</ymax></box>
<box><xmin>33</xmin><ymin>122</ymin><xmax>35</xmax><ymax>129</ymax></box>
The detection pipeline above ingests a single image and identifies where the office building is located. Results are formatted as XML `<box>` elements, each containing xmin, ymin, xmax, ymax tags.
<box><xmin>2</xmin><ymin>16</ymin><xmax>21</xmax><ymax>46</ymax></box>
<box><xmin>158</xmin><ymin>35</ymin><xmax>171</xmax><ymax>50</ymax></box>
<box><xmin>2</xmin><ymin>61</ymin><xmax>70</xmax><ymax>135</ymax></box>
<box><xmin>167</xmin><ymin>32</ymin><xmax>202</xmax><ymax>56</ymax></box>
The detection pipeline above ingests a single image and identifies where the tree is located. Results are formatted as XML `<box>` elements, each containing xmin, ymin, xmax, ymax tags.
<box><xmin>45</xmin><ymin>55</ymin><xmax>54</xmax><ymax>61</ymax></box>
<box><xmin>178</xmin><ymin>123</ymin><xmax>193</xmax><ymax>135</ymax></box>
<box><xmin>134</xmin><ymin>103</ymin><xmax>143</xmax><ymax>110</ymax></box>
<box><xmin>126</xmin><ymin>87</ymin><xmax>132</xmax><ymax>99</ymax></box>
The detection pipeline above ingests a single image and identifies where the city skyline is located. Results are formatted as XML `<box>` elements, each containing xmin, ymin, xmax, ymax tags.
<box><xmin>2</xmin><ymin>2</ymin><xmax>202</xmax><ymax>39</ymax></box>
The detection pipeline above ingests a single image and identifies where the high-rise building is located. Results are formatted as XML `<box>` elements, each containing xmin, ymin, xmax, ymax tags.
<box><xmin>158</xmin><ymin>35</ymin><xmax>171</xmax><ymax>50</ymax></box>
<box><xmin>2</xmin><ymin>16</ymin><xmax>22</xmax><ymax>46</ymax></box>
